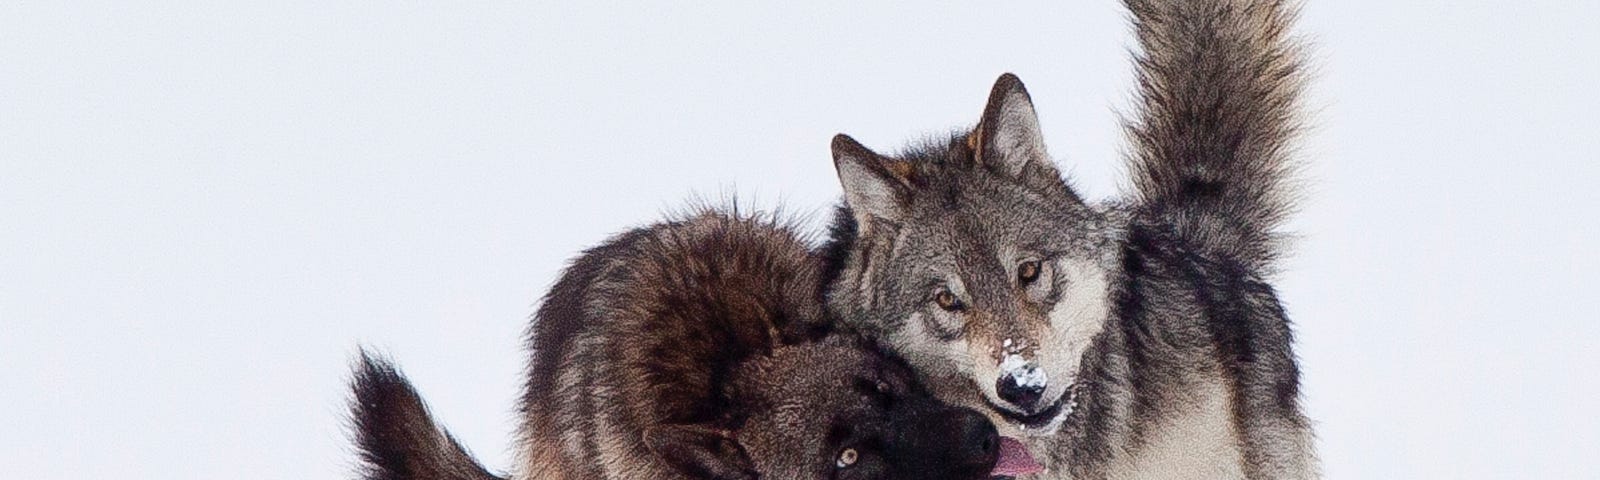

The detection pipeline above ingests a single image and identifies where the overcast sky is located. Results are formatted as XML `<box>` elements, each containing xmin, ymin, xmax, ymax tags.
<box><xmin>3</xmin><ymin>1</ymin><xmax>1597</xmax><ymax>478</ymax></box>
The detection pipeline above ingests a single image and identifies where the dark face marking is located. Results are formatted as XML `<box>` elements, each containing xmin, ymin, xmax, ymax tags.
<box><xmin>723</xmin><ymin>339</ymin><xmax>1001</xmax><ymax>480</ymax></box>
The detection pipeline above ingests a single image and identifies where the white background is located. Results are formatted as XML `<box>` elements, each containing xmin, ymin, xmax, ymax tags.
<box><xmin>3</xmin><ymin>1</ymin><xmax>1596</xmax><ymax>478</ymax></box>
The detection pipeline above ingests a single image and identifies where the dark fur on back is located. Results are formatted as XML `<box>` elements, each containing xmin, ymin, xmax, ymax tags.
<box><xmin>349</xmin><ymin>352</ymin><xmax>503</xmax><ymax>480</ymax></box>
<box><xmin>815</xmin><ymin>204</ymin><xmax>858</xmax><ymax>294</ymax></box>
<box><xmin>517</xmin><ymin>208</ymin><xmax>835</xmax><ymax>478</ymax></box>
<box><xmin>350</xmin><ymin>207</ymin><xmax>1004</xmax><ymax>480</ymax></box>
<box><xmin>1123</xmin><ymin>0</ymin><xmax>1307</xmax><ymax>272</ymax></box>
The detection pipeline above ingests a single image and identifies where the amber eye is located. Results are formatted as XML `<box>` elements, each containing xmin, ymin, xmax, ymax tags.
<box><xmin>934</xmin><ymin>290</ymin><xmax>960</xmax><ymax>311</ymax></box>
<box><xmin>1018</xmin><ymin>260</ymin><xmax>1042</xmax><ymax>284</ymax></box>
<box><xmin>835</xmin><ymin>448</ymin><xmax>859</xmax><ymax>468</ymax></box>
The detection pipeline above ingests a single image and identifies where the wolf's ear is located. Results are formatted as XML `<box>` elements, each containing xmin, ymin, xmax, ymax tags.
<box><xmin>643</xmin><ymin>424</ymin><xmax>758</xmax><ymax>480</ymax></box>
<box><xmin>832</xmin><ymin>134</ymin><xmax>914</xmax><ymax>231</ymax></box>
<box><xmin>972</xmin><ymin>74</ymin><xmax>1073</xmax><ymax>198</ymax></box>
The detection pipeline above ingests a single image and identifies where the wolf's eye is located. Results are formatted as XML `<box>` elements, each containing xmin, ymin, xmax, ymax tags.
<box><xmin>1018</xmin><ymin>260</ymin><xmax>1042</xmax><ymax>284</ymax></box>
<box><xmin>934</xmin><ymin>290</ymin><xmax>961</xmax><ymax>311</ymax></box>
<box><xmin>835</xmin><ymin>447</ymin><xmax>858</xmax><ymax>468</ymax></box>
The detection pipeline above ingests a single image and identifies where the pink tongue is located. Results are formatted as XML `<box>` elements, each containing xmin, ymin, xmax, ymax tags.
<box><xmin>991</xmin><ymin>436</ymin><xmax>1043</xmax><ymax>477</ymax></box>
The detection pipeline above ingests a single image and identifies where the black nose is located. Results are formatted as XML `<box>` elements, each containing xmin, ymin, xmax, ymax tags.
<box><xmin>950</xmin><ymin>407</ymin><xmax>1000</xmax><ymax>472</ymax></box>
<box><xmin>997</xmin><ymin>374</ymin><xmax>1045</xmax><ymax>409</ymax></box>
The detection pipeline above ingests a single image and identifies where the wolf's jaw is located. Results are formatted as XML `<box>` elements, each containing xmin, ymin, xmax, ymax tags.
<box><xmin>1022</xmin><ymin>386</ymin><xmax>1079</xmax><ymax>436</ymax></box>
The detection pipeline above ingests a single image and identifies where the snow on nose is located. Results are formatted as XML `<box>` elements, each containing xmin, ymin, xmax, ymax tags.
<box><xmin>999</xmin><ymin>353</ymin><xmax>1049</xmax><ymax>391</ymax></box>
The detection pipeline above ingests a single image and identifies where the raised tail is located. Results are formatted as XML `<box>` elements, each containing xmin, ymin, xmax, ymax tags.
<box><xmin>1123</xmin><ymin>0</ymin><xmax>1308</xmax><ymax>271</ymax></box>
<box><xmin>349</xmin><ymin>352</ymin><xmax>504</xmax><ymax>480</ymax></box>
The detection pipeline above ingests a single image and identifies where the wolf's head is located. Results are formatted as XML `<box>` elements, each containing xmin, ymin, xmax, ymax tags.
<box><xmin>824</xmin><ymin>74</ymin><xmax>1119</xmax><ymax>437</ymax></box>
<box><xmin>644</xmin><ymin>336</ymin><xmax>1041</xmax><ymax>480</ymax></box>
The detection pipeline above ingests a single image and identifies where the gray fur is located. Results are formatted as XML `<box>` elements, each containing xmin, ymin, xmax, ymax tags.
<box><xmin>820</xmin><ymin>0</ymin><xmax>1316</xmax><ymax>478</ymax></box>
<box><xmin>1124</xmin><ymin>0</ymin><xmax>1308</xmax><ymax>274</ymax></box>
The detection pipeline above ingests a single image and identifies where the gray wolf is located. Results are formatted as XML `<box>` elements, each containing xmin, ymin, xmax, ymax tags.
<box><xmin>350</xmin><ymin>209</ymin><xmax>1035</xmax><ymax>479</ymax></box>
<box><xmin>818</xmin><ymin>0</ymin><xmax>1316</xmax><ymax>478</ymax></box>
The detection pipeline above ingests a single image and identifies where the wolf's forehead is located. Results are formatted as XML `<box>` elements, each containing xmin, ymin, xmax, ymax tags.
<box><xmin>762</xmin><ymin>343</ymin><xmax>888</xmax><ymax>383</ymax></box>
<box><xmin>902</xmin><ymin>209</ymin><xmax>1059</xmax><ymax>257</ymax></box>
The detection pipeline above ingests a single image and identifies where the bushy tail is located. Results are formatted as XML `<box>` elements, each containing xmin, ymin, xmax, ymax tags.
<box><xmin>349</xmin><ymin>352</ymin><xmax>504</xmax><ymax>480</ymax></box>
<box><xmin>1123</xmin><ymin>0</ymin><xmax>1307</xmax><ymax>271</ymax></box>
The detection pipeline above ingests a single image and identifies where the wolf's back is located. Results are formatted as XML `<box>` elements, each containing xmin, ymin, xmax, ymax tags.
<box><xmin>1123</xmin><ymin>0</ymin><xmax>1307</xmax><ymax>271</ymax></box>
<box><xmin>516</xmin><ymin>208</ymin><xmax>832</xmax><ymax>478</ymax></box>
<box><xmin>349</xmin><ymin>353</ymin><xmax>503</xmax><ymax>480</ymax></box>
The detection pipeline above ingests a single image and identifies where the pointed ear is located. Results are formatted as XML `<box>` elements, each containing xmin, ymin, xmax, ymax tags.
<box><xmin>832</xmin><ymin>134</ymin><xmax>914</xmax><ymax>230</ymax></box>
<box><xmin>643</xmin><ymin>425</ymin><xmax>758</xmax><ymax>480</ymax></box>
<box><xmin>971</xmin><ymin>74</ymin><xmax>1069</xmax><ymax>194</ymax></box>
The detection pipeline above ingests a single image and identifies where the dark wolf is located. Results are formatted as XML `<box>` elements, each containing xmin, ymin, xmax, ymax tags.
<box><xmin>350</xmin><ymin>209</ymin><xmax>1034</xmax><ymax>480</ymax></box>
<box><xmin>819</xmin><ymin>0</ymin><xmax>1315</xmax><ymax>478</ymax></box>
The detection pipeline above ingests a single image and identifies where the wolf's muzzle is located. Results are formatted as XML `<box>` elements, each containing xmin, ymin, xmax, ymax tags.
<box><xmin>996</xmin><ymin>361</ymin><xmax>1049</xmax><ymax>411</ymax></box>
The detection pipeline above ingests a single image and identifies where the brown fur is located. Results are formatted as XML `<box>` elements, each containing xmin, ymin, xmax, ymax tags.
<box><xmin>514</xmin><ymin>208</ymin><xmax>1003</xmax><ymax>480</ymax></box>
<box><xmin>350</xmin><ymin>208</ymin><xmax>1004</xmax><ymax>480</ymax></box>
<box><xmin>517</xmin><ymin>209</ymin><xmax>831</xmax><ymax>478</ymax></box>
<box><xmin>349</xmin><ymin>354</ymin><xmax>505</xmax><ymax>480</ymax></box>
